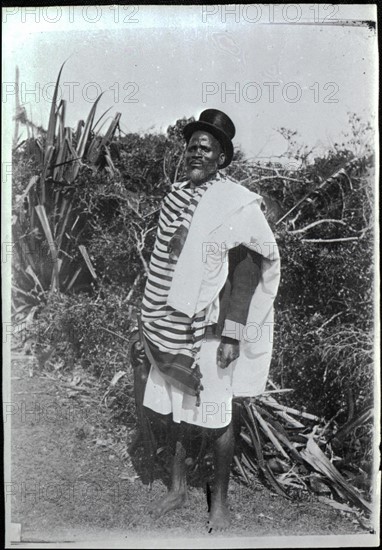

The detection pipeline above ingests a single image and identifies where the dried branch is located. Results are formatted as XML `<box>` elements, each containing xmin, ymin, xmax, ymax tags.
<box><xmin>289</xmin><ymin>219</ymin><xmax>347</xmax><ymax>234</ymax></box>
<box><xmin>99</xmin><ymin>326</ymin><xmax>130</xmax><ymax>343</ymax></box>
<box><xmin>163</xmin><ymin>154</ymin><xmax>171</xmax><ymax>185</ymax></box>
<box><xmin>301</xmin><ymin>237</ymin><xmax>360</xmax><ymax>243</ymax></box>
<box><xmin>276</xmin><ymin>159</ymin><xmax>359</xmax><ymax>226</ymax></box>
<box><xmin>257</xmin><ymin>397</ymin><xmax>321</xmax><ymax>421</ymax></box>
<box><xmin>239</xmin><ymin>166</ymin><xmax>312</xmax><ymax>188</ymax></box>
<box><xmin>315</xmin><ymin>312</ymin><xmax>343</xmax><ymax>333</ymax></box>
<box><xmin>126</xmin><ymin>274</ymin><xmax>141</xmax><ymax>302</ymax></box>
<box><xmin>251</xmin><ymin>405</ymin><xmax>290</xmax><ymax>460</ymax></box>
<box><xmin>142</xmin><ymin>207</ymin><xmax>161</xmax><ymax>220</ymax></box>
<box><xmin>131</xmin><ymin>224</ymin><xmax>156</xmax><ymax>275</ymax></box>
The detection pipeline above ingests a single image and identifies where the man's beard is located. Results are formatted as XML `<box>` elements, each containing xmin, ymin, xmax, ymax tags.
<box><xmin>187</xmin><ymin>164</ymin><xmax>218</xmax><ymax>185</ymax></box>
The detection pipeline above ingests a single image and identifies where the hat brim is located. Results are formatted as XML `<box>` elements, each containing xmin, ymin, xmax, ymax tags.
<box><xmin>183</xmin><ymin>121</ymin><xmax>233</xmax><ymax>169</ymax></box>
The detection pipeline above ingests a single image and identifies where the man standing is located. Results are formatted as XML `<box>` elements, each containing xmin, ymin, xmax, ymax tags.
<box><xmin>138</xmin><ymin>109</ymin><xmax>280</xmax><ymax>529</ymax></box>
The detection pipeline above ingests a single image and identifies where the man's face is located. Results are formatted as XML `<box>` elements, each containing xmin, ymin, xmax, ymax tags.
<box><xmin>185</xmin><ymin>131</ymin><xmax>225</xmax><ymax>185</ymax></box>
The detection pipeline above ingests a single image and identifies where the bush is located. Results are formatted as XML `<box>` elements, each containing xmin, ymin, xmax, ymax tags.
<box><xmin>269</xmin><ymin>152</ymin><xmax>374</xmax><ymax>422</ymax></box>
<box><xmin>33</xmin><ymin>286</ymin><xmax>134</xmax><ymax>373</ymax></box>
<box><xmin>31</xmin><ymin>285</ymin><xmax>138</xmax><ymax>422</ymax></box>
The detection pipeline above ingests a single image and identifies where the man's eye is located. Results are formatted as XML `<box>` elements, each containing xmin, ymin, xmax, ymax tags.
<box><xmin>186</xmin><ymin>145</ymin><xmax>210</xmax><ymax>154</ymax></box>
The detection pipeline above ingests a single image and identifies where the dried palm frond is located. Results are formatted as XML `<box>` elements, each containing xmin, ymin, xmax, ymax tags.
<box><xmin>235</xmin><ymin>394</ymin><xmax>373</xmax><ymax>514</ymax></box>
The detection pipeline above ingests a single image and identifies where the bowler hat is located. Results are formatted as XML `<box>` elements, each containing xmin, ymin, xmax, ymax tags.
<box><xmin>183</xmin><ymin>109</ymin><xmax>235</xmax><ymax>169</ymax></box>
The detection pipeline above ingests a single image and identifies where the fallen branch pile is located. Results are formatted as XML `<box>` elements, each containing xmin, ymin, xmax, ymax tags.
<box><xmin>234</xmin><ymin>390</ymin><xmax>373</xmax><ymax>516</ymax></box>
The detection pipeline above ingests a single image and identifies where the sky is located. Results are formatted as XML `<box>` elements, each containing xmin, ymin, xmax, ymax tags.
<box><xmin>3</xmin><ymin>4</ymin><xmax>378</xmax><ymax>161</ymax></box>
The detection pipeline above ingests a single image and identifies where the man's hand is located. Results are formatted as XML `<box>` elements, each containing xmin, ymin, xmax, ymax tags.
<box><xmin>216</xmin><ymin>339</ymin><xmax>240</xmax><ymax>369</ymax></box>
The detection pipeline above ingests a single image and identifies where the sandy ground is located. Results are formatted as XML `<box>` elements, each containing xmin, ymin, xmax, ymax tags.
<box><xmin>8</xmin><ymin>357</ymin><xmax>376</xmax><ymax>548</ymax></box>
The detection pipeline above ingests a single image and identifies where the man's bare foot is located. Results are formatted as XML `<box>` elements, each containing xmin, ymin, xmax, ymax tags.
<box><xmin>207</xmin><ymin>503</ymin><xmax>231</xmax><ymax>532</ymax></box>
<box><xmin>148</xmin><ymin>491</ymin><xmax>187</xmax><ymax>518</ymax></box>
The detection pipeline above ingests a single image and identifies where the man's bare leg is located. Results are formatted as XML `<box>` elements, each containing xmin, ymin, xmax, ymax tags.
<box><xmin>148</xmin><ymin>421</ymin><xmax>188</xmax><ymax>518</ymax></box>
<box><xmin>208</xmin><ymin>421</ymin><xmax>235</xmax><ymax>530</ymax></box>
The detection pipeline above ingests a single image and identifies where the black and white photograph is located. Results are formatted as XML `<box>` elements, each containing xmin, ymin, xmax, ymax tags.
<box><xmin>2</xmin><ymin>3</ymin><xmax>380</xmax><ymax>548</ymax></box>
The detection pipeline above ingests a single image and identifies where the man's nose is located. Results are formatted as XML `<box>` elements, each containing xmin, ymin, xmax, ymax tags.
<box><xmin>192</xmin><ymin>147</ymin><xmax>203</xmax><ymax>157</ymax></box>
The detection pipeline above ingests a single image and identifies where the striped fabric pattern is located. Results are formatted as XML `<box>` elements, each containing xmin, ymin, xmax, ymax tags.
<box><xmin>141</xmin><ymin>178</ymin><xmax>216</xmax><ymax>365</ymax></box>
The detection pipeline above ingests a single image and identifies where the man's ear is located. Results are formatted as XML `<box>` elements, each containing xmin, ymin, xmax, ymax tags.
<box><xmin>218</xmin><ymin>152</ymin><xmax>226</xmax><ymax>166</ymax></box>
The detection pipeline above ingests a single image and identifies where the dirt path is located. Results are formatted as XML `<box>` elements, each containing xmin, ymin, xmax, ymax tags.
<box><xmin>9</xmin><ymin>357</ymin><xmax>369</xmax><ymax>547</ymax></box>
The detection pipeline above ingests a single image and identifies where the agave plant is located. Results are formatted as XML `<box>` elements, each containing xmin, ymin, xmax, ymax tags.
<box><xmin>12</xmin><ymin>62</ymin><xmax>121</xmax><ymax>321</ymax></box>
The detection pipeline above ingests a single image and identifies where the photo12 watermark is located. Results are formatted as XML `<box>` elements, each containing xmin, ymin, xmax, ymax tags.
<box><xmin>201</xmin><ymin>4</ymin><xmax>340</xmax><ymax>24</ymax></box>
<box><xmin>3</xmin><ymin>399</ymin><xmax>135</xmax><ymax>426</ymax></box>
<box><xmin>4</xmin><ymin>479</ymin><xmax>135</xmax><ymax>505</ymax></box>
<box><xmin>2</xmin><ymin>81</ymin><xmax>140</xmax><ymax>105</ymax></box>
<box><xmin>201</xmin><ymin>241</ymin><xmax>279</xmax><ymax>263</ymax></box>
<box><xmin>202</xmin><ymin>82</ymin><xmax>340</xmax><ymax>104</ymax></box>
<box><xmin>2</xmin><ymin>6</ymin><xmax>140</xmax><ymax>24</ymax></box>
